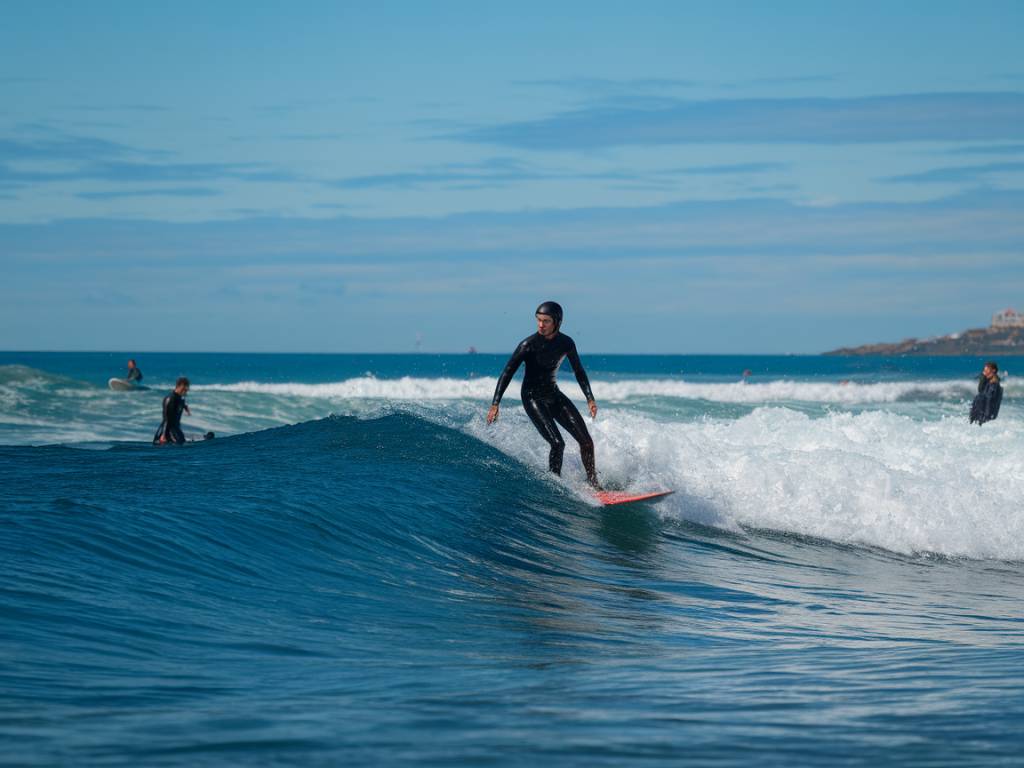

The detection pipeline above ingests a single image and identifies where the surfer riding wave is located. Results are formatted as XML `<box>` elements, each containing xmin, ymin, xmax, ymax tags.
<box><xmin>487</xmin><ymin>301</ymin><xmax>601</xmax><ymax>488</ymax></box>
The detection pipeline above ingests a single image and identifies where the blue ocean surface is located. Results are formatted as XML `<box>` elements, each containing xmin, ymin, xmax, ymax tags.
<box><xmin>1</xmin><ymin>352</ymin><xmax>1022</xmax><ymax>766</ymax></box>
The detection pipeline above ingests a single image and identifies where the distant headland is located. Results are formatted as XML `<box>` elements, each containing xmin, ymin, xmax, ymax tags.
<box><xmin>825</xmin><ymin>308</ymin><xmax>1024</xmax><ymax>356</ymax></box>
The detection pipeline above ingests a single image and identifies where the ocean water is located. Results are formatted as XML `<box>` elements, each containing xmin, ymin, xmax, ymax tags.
<box><xmin>1</xmin><ymin>351</ymin><xmax>1022</xmax><ymax>766</ymax></box>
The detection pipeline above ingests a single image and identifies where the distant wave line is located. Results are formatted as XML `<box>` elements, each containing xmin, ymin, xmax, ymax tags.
<box><xmin>193</xmin><ymin>377</ymin><xmax>993</xmax><ymax>404</ymax></box>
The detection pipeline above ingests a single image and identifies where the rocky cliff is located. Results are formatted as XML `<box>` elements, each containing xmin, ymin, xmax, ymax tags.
<box><xmin>825</xmin><ymin>325</ymin><xmax>1024</xmax><ymax>356</ymax></box>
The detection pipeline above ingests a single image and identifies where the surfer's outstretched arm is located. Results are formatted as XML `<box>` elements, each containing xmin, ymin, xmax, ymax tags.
<box><xmin>567</xmin><ymin>340</ymin><xmax>598</xmax><ymax>418</ymax></box>
<box><xmin>488</xmin><ymin>340</ymin><xmax>529</xmax><ymax>423</ymax></box>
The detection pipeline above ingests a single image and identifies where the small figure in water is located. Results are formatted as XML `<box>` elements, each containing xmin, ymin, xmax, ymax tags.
<box><xmin>154</xmin><ymin>377</ymin><xmax>191</xmax><ymax>445</ymax></box>
<box><xmin>487</xmin><ymin>301</ymin><xmax>601</xmax><ymax>488</ymax></box>
<box><xmin>126</xmin><ymin>358</ymin><xmax>143</xmax><ymax>384</ymax></box>
<box><xmin>969</xmin><ymin>361</ymin><xmax>1003</xmax><ymax>426</ymax></box>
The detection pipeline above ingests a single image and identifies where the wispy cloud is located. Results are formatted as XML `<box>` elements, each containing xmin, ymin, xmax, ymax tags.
<box><xmin>62</xmin><ymin>104</ymin><xmax>169</xmax><ymax>113</ymax></box>
<box><xmin>883</xmin><ymin>161</ymin><xmax>1024</xmax><ymax>184</ymax></box>
<box><xmin>725</xmin><ymin>75</ymin><xmax>840</xmax><ymax>87</ymax></box>
<box><xmin>254</xmin><ymin>99</ymin><xmax>338</xmax><ymax>115</ymax></box>
<box><xmin>747</xmin><ymin>183</ymin><xmax>800</xmax><ymax>193</ymax></box>
<box><xmin>89</xmin><ymin>161</ymin><xmax>253</xmax><ymax>183</ymax></box>
<box><xmin>946</xmin><ymin>143</ymin><xmax>1024</xmax><ymax>156</ymax></box>
<box><xmin>0</xmin><ymin>160</ymin><xmax>301</xmax><ymax>184</ymax></box>
<box><xmin>0</xmin><ymin>129</ymin><xmax>303</xmax><ymax>189</ymax></box>
<box><xmin>329</xmin><ymin>158</ymin><xmax>786</xmax><ymax>191</ymax></box>
<box><xmin>449</xmin><ymin>92</ymin><xmax>1024</xmax><ymax>150</ymax></box>
<box><xmin>0</xmin><ymin>135</ymin><xmax>136</xmax><ymax>162</ymax></box>
<box><xmin>327</xmin><ymin>158</ymin><xmax>568</xmax><ymax>190</ymax></box>
<box><xmin>277</xmin><ymin>132</ymin><xmax>353</xmax><ymax>142</ymax></box>
<box><xmin>513</xmin><ymin>75</ymin><xmax>840</xmax><ymax>100</ymax></box>
<box><xmin>76</xmin><ymin>187</ymin><xmax>221</xmax><ymax>200</ymax></box>
<box><xmin>663</xmin><ymin>162</ymin><xmax>789</xmax><ymax>176</ymax></box>
<box><xmin>515</xmin><ymin>76</ymin><xmax>700</xmax><ymax>95</ymax></box>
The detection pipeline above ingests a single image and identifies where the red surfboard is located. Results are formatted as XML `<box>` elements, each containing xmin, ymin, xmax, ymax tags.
<box><xmin>595</xmin><ymin>490</ymin><xmax>674</xmax><ymax>506</ymax></box>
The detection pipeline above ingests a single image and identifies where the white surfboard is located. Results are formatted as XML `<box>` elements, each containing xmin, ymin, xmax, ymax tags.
<box><xmin>108</xmin><ymin>377</ymin><xmax>147</xmax><ymax>391</ymax></box>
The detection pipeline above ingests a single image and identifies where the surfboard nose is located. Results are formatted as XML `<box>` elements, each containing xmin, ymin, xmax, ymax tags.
<box><xmin>595</xmin><ymin>490</ymin><xmax>674</xmax><ymax>506</ymax></box>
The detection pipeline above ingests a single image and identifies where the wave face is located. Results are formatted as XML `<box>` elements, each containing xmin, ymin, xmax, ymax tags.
<box><xmin>2</xmin><ymin>353</ymin><xmax>1024</xmax><ymax>765</ymax></box>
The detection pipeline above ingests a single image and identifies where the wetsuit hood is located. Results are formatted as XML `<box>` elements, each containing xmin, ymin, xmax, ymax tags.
<box><xmin>536</xmin><ymin>301</ymin><xmax>563</xmax><ymax>330</ymax></box>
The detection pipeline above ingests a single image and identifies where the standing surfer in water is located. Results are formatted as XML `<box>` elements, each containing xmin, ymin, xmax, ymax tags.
<box><xmin>154</xmin><ymin>377</ymin><xmax>191</xmax><ymax>445</ymax></box>
<box><xmin>487</xmin><ymin>302</ymin><xmax>602</xmax><ymax>488</ymax></box>
<box><xmin>969</xmin><ymin>361</ymin><xmax>1003</xmax><ymax>425</ymax></box>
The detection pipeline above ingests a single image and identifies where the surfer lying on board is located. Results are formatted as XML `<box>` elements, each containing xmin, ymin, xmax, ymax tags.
<box><xmin>154</xmin><ymin>377</ymin><xmax>191</xmax><ymax>445</ymax></box>
<box><xmin>487</xmin><ymin>301</ymin><xmax>602</xmax><ymax>489</ymax></box>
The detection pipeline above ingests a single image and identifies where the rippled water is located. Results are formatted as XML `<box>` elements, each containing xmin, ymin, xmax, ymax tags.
<box><xmin>1</xmin><ymin>353</ymin><xmax>1022</xmax><ymax>765</ymax></box>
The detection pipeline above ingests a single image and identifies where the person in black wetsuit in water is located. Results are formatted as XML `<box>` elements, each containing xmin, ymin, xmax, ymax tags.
<box><xmin>126</xmin><ymin>359</ymin><xmax>143</xmax><ymax>384</ymax></box>
<box><xmin>487</xmin><ymin>302</ymin><xmax>601</xmax><ymax>488</ymax></box>
<box><xmin>154</xmin><ymin>377</ymin><xmax>191</xmax><ymax>445</ymax></box>
<box><xmin>969</xmin><ymin>361</ymin><xmax>1003</xmax><ymax>426</ymax></box>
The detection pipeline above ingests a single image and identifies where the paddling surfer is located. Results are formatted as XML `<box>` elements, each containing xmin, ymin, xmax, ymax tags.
<box><xmin>487</xmin><ymin>302</ymin><xmax>601</xmax><ymax>488</ymax></box>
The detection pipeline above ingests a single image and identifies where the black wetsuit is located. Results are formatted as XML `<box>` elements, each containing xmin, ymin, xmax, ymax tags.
<box><xmin>492</xmin><ymin>332</ymin><xmax>599</xmax><ymax>486</ymax></box>
<box><xmin>127</xmin><ymin>367</ymin><xmax>143</xmax><ymax>383</ymax></box>
<box><xmin>969</xmin><ymin>375</ymin><xmax>1003</xmax><ymax>425</ymax></box>
<box><xmin>153</xmin><ymin>391</ymin><xmax>187</xmax><ymax>445</ymax></box>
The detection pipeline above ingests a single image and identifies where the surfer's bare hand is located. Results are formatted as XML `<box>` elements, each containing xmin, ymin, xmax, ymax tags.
<box><xmin>588</xmin><ymin>400</ymin><xmax>598</xmax><ymax>419</ymax></box>
<box><xmin>486</xmin><ymin>404</ymin><xmax>499</xmax><ymax>424</ymax></box>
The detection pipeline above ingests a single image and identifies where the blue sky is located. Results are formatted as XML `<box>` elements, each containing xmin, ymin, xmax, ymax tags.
<box><xmin>2</xmin><ymin>0</ymin><xmax>1023</xmax><ymax>353</ymax></box>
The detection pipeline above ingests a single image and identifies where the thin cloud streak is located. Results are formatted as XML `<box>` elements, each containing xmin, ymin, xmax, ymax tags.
<box><xmin>449</xmin><ymin>92</ymin><xmax>1024</xmax><ymax>150</ymax></box>
<box><xmin>62</xmin><ymin>104</ymin><xmax>169</xmax><ymax>113</ymax></box>
<box><xmin>514</xmin><ymin>77</ymin><xmax>701</xmax><ymax>95</ymax></box>
<box><xmin>946</xmin><ymin>143</ymin><xmax>1024</xmax><ymax>155</ymax></box>
<box><xmin>330</xmin><ymin>159</ymin><xmax>787</xmax><ymax>190</ymax></box>
<box><xmin>883</xmin><ymin>161</ymin><xmax>1024</xmax><ymax>184</ymax></box>
<box><xmin>666</xmin><ymin>162</ymin><xmax>789</xmax><ymax>176</ymax></box>
<box><xmin>0</xmin><ymin>160</ymin><xmax>302</xmax><ymax>185</ymax></box>
<box><xmin>0</xmin><ymin>135</ymin><xmax>137</xmax><ymax>162</ymax></box>
<box><xmin>76</xmin><ymin>187</ymin><xmax>221</xmax><ymax>200</ymax></box>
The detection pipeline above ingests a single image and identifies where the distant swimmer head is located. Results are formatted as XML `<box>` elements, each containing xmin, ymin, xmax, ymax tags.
<box><xmin>535</xmin><ymin>301</ymin><xmax>563</xmax><ymax>334</ymax></box>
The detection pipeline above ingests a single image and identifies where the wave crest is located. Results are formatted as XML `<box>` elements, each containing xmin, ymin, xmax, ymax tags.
<box><xmin>195</xmin><ymin>376</ymin><xmax>995</xmax><ymax>404</ymax></box>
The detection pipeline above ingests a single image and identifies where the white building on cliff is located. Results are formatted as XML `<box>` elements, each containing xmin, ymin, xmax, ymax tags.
<box><xmin>992</xmin><ymin>308</ymin><xmax>1024</xmax><ymax>328</ymax></box>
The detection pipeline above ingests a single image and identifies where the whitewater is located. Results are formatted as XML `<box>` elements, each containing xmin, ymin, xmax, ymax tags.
<box><xmin>2</xmin><ymin>352</ymin><xmax>1023</xmax><ymax>766</ymax></box>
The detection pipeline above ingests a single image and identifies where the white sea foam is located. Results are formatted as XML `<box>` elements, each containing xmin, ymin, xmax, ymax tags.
<box><xmin>468</xmin><ymin>405</ymin><xmax>1024</xmax><ymax>561</ymax></box>
<box><xmin>195</xmin><ymin>376</ymin><xmax>498</xmax><ymax>400</ymax></box>
<box><xmin>195</xmin><ymin>376</ymin><xmax>996</xmax><ymax>404</ymax></box>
